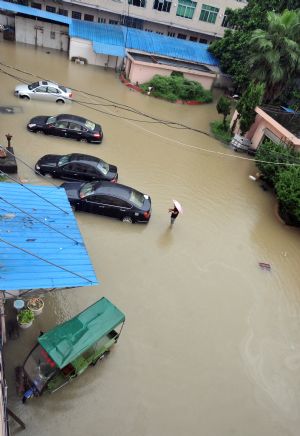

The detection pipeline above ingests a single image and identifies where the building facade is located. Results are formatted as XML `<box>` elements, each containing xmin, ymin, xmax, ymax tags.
<box><xmin>5</xmin><ymin>0</ymin><xmax>247</xmax><ymax>43</ymax></box>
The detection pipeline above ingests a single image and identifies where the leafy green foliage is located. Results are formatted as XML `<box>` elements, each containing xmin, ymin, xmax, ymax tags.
<box><xmin>140</xmin><ymin>75</ymin><xmax>213</xmax><ymax>103</ymax></box>
<box><xmin>236</xmin><ymin>82</ymin><xmax>265</xmax><ymax>134</ymax></box>
<box><xmin>209</xmin><ymin>1</ymin><xmax>300</xmax><ymax>97</ymax></box>
<box><xmin>216</xmin><ymin>96</ymin><xmax>231</xmax><ymax>127</ymax></box>
<box><xmin>275</xmin><ymin>166</ymin><xmax>300</xmax><ymax>225</ymax></box>
<box><xmin>18</xmin><ymin>309</ymin><xmax>34</xmax><ymax>324</ymax></box>
<box><xmin>210</xmin><ymin>120</ymin><xmax>232</xmax><ymax>144</ymax></box>
<box><xmin>248</xmin><ymin>10</ymin><xmax>300</xmax><ymax>102</ymax></box>
<box><xmin>255</xmin><ymin>139</ymin><xmax>299</xmax><ymax>185</ymax></box>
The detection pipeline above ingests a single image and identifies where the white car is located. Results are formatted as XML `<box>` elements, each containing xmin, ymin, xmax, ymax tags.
<box><xmin>14</xmin><ymin>80</ymin><xmax>72</xmax><ymax>104</ymax></box>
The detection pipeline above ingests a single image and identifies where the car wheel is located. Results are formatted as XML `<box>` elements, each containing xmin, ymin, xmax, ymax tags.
<box><xmin>122</xmin><ymin>216</ymin><xmax>133</xmax><ymax>224</ymax></box>
<box><xmin>21</xmin><ymin>95</ymin><xmax>30</xmax><ymax>100</ymax></box>
<box><xmin>79</xmin><ymin>138</ymin><xmax>88</xmax><ymax>143</ymax></box>
<box><xmin>56</xmin><ymin>99</ymin><xmax>65</xmax><ymax>104</ymax></box>
<box><xmin>36</xmin><ymin>130</ymin><xmax>44</xmax><ymax>134</ymax></box>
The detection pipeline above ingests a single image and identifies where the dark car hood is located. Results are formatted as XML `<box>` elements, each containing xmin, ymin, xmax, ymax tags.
<box><xmin>28</xmin><ymin>115</ymin><xmax>49</xmax><ymax>125</ymax></box>
<box><xmin>60</xmin><ymin>182</ymin><xmax>82</xmax><ymax>200</ymax></box>
<box><xmin>37</xmin><ymin>154</ymin><xmax>61</xmax><ymax>168</ymax></box>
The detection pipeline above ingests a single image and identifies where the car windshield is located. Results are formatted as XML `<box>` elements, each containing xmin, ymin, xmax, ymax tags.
<box><xmin>46</xmin><ymin>116</ymin><xmax>57</xmax><ymax>125</ymax></box>
<box><xmin>24</xmin><ymin>345</ymin><xmax>57</xmax><ymax>393</ymax></box>
<box><xmin>85</xmin><ymin>120</ymin><xmax>95</xmax><ymax>130</ymax></box>
<box><xmin>79</xmin><ymin>182</ymin><xmax>97</xmax><ymax>198</ymax></box>
<box><xmin>58</xmin><ymin>155</ymin><xmax>71</xmax><ymax>167</ymax></box>
<box><xmin>58</xmin><ymin>85</ymin><xmax>67</xmax><ymax>93</ymax></box>
<box><xmin>96</xmin><ymin>160</ymin><xmax>109</xmax><ymax>175</ymax></box>
<box><xmin>28</xmin><ymin>82</ymin><xmax>40</xmax><ymax>90</ymax></box>
<box><xmin>129</xmin><ymin>190</ymin><xmax>144</xmax><ymax>208</ymax></box>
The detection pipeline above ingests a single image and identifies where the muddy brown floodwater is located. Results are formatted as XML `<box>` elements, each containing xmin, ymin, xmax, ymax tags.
<box><xmin>1</xmin><ymin>41</ymin><xmax>300</xmax><ymax>436</ymax></box>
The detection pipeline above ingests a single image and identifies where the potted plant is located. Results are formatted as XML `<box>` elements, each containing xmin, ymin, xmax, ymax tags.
<box><xmin>27</xmin><ymin>297</ymin><xmax>44</xmax><ymax>316</ymax></box>
<box><xmin>17</xmin><ymin>309</ymin><xmax>34</xmax><ymax>329</ymax></box>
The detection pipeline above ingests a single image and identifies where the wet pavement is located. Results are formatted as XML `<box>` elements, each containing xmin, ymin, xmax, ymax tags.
<box><xmin>1</xmin><ymin>41</ymin><xmax>300</xmax><ymax>436</ymax></box>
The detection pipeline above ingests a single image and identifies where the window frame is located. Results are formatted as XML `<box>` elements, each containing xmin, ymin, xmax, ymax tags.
<box><xmin>199</xmin><ymin>4</ymin><xmax>219</xmax><ymax>24</ymax></box>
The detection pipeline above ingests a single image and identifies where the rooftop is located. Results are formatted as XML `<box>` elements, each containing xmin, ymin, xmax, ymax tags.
<box><xmin>260</xmin><ymin>106</ymin><xmax>300</xmax><ymax>140</ymax></box>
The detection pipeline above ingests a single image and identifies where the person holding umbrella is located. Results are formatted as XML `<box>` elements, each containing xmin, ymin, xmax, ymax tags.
<box><xmin>168</xmin><ymin>200</ymin><xmax>183</xmax><ymax>226</ymax></box>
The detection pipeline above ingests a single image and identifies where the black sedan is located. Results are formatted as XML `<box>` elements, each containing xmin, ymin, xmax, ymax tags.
<box><xmin>27</xmin><ymin>114</ymin><xmax>103</xmax><ymax>143</ymax></box>
<box><xmin>35</xmin><ymin>153</ymin><xmax>118</xmax><ymax>182</ymax></box>
<box><xmin>61</xmin><ymin>181</ymin><xmax>151</xmax><ymax>223</ymax></box>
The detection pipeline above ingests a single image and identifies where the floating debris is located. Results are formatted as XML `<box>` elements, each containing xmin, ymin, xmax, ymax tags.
<box><xmin>259</xmin><ymin>262</ymin><xmax>271</xmax><ymax>271</ymax></box>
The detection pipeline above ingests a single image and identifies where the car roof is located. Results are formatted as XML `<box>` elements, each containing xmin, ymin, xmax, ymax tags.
<box><xmin>70</xmin><ymin>153</ymin><xmax>100</xmax><ymax>167</ymax></box>
<box><xmin>57</xmin><ymin>114</ymin><xmax>89</xmax><ymax>124</ymax></box>
<box><xmin>93</xmin><ymin>182</ymin><xmax>133</xmax><ymax>201</ymax></box>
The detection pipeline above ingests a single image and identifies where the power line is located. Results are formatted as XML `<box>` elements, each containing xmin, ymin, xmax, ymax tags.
<box><xmin>0</xmin><ymin>61</ymin><xmax>299</xmax><ymax>167</ymax></box>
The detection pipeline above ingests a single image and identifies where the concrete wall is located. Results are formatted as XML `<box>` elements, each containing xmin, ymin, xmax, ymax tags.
<box><xmin>15</xmin><ymin>17</ymin><xmax>69</xmax><ymax>51</ymax></box>
<box><xmin>69</xmin><ymin>37</ymin><xmax>123</xmax><ymax>69</ymax></box>
<box><xmin>127</xmin><ymin>57</ymin><xmax>215</xmax><ymax>89</ymax></box>
<box><xmin>0</xmin><ymin>14</ymin><xmax>15</xmax><ymax>27</ymax></box>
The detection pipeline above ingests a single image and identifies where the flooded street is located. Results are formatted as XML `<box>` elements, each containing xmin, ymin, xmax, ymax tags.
<box><xmin>1</xmin><ymin>41</ymin><xmax>300</xmax><ymax>436</ymax></box>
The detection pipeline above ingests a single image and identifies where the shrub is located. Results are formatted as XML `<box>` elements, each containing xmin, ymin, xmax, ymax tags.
<box><xmin>18</xmin><ymin>309</ymin><xmax>34</xmax><ymax>324</ymax></box>
<box><xmin>210</xmin><ymin>120</ymin><xmax>232</xmax><ymax>144</ymax></box>
<box><xmin>275</xmin><ymin>166</ymin><xmax>300</xmax><ymax>226</ymax></box>
<box><xmin>140</xmin><ymin>74</ymin><xmax>213</xmax><ymax>103</ymax></box>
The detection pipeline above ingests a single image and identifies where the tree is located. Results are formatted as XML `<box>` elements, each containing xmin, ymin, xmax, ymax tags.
<box><xmin>275</xmin><ymin>166</ymin><xmax>300</xmax><ymax>225</ymax></box>
<box><xmin>233</xmin><ymin>81</ymin><xmax>265</xmax><ymax>135</ymax></box>
<box><xmin>255</xmin><ymin>139</ymin><xmax>298</xmax><ymax>185</ymax></box>
<box><xmin>209</xmin><ymin>1</ymin><xmax>300</xmax><ymax>95</ymax></box>
<box><xmin>248</xmin><ymin>10</ymin><xmax>300</xmax><ymax>102</ymax></box>
<box><xmin>216</xmin><ymin>96</ymin><xmax>231</xmax><ymax>127</ymax></box>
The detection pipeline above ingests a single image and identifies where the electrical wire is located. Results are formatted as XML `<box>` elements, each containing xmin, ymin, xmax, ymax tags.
<box><xmin>0</xmin><ymin>61</ymin><xmax>299</xmax><ymax>167</ymax></box>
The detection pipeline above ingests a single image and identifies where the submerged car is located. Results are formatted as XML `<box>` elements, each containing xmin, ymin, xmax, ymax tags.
<box><xmin>14</xmin><ymin>81</ymin><xmax>72</xmax><ymax>103</ymax></box>
<box><xmin>35</xmin><ymin>153</ymin><xmax>118</xmax><ymax>182</ymax></box>
<box><xmin>61</xmin><ymin>181</ymin><xmax>151</xmax><ymax>223</ymax></box>
<box><xmin>27</xmin><ymin>114</ymin><xmax>103</xmax><ymax>143</ymax></box>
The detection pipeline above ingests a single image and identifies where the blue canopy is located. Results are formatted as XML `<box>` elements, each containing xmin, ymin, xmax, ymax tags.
<box><xmin>0</xmin><ymin>183</ymin><xmax>98</xmax><ymax>294</ymax></box>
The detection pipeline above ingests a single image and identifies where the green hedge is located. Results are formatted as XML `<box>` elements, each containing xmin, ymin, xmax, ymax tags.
<box><xmin>140</xmin><ymin>74</ymin><xmax>213</xmax><ymax>103</ymax></box>
<box><xmin>210</xmin><ymin>120</ymin><xmax>232</xmax><ymax>144</ymax></box>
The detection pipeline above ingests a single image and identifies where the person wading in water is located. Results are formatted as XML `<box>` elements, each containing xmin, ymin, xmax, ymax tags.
<box><xmin>168</xmin><ymin>205</ymin><xmax>179</xmax><ymax>226</ymax></box>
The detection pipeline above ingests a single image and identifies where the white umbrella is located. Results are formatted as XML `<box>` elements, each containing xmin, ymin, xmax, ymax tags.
<box><xmin>172</xmin><ymin>199</ymin><xmax>183</xmax><ymax>214</ymax></box>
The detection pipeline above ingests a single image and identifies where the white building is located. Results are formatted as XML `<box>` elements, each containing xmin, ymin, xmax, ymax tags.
<box><xmin>5</xmin><ymin>0</ymin><xmax>247</xmax><ymax>43</ymax></box>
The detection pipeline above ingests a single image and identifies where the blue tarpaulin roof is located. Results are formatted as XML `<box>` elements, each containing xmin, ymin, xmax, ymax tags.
<box><xmin>0</xmin><ymin>183</ymin><xmax>98</xmax><ymax>293</ymax></box>
<box><xmin>0</xmin><ymin>1</ymin><xmax>218</xmax><ymax>65</ymax></box>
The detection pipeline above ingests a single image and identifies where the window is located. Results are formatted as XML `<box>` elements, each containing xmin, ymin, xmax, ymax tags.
<box><xmin>17</xmin><ymin>1</ymin><xmax>29</xmax><ymax>5</ymax></box>
<box><xmin>47</xmin><ymin>86</ymin><xmax>59</xmax><ymax>93</ymax></box>
<box><xmin>190</xmin><ymin>36</ymin><xmax>197</xmax><ymax>42</ymax></box>
<box><xmin>98</xmin><ymin>18</ymin><xmax>106</xmax><ymax>23</ymax></box>
<box><xmin>199</xmin><ymin>4</ymin><xmax>219</xmax><ymax>24</ymax></box>
<box><xmin>128</xmin><ymin>0</ymin><xmax>146</xmax><ymax>7</ymax></box>
<box><xmin>199</xmin><ymin>38</ymin><xmax>208</xmax><ymax>44</ymax></box>
<box><xmin>50</xmin><ymin>32</ymin><xmax>55</xmax><ymax>40</ymax></box>
<box><xmin>177</xmin><ymin>33</ymin><xmax>187</xmax><ymax>39</ymax></box>
<box><xmin>84</xmin><ymin>14</ymin><xmax>94</xmax><ymax>22</ymax></box>
<box><xmin>35</xmin><ymin>86</ymin><xmax>47</xmax><ymax>93</ymax></box>
<box><xmin>46</xmin><ymin>6</ymin><xmax>56</xmax><ymax>13</ymax></box>
<box><xmin>145</xmin><ymin>29</ymin><xmax>153</xmax><ymax>32</ymax></box>
<box><xmin>221</xmin><ymin>15</ymin><xmax>229</xmax><ymax>27</ymax></box>
<box><xmin>58</xmin><ymin>9</ymin><xmax>68</xmax><ymax>16</ymax></box>
<box><xmin>69</xmin><ymin>122</ymin><xmax>82</xmax><ymax>131</ymax></box>
<box><xmin>31</xmin><ymin>2</ymin><xmax>41</xmax><ymax>9</ymax></box>
<box><xmin>109</xmin><ymin>19</ymin><xmax>119</xmax><ymax>25</ymax></box>
<box><xmin>55</xmin><ymin>121</ymin><xmax>69</xmax><ymax>129</ymax></box>
<box><xmin>153</xmin><ymin>0</ymin><xmax>172</xmax><ymax>13</ymax></box>
<box><xmin>168</xmin><ymin>31</ymin><xmax>175</xmax><ymax>37</ymax></box>
<box><xmin>72</xmin><ymin>11</ymin><xmax>82</xmax><ymax>20</ymax></box>
<box><xmin>156</xmin><ymin>31</ymin><xmax>164</xmax><ymax>35</ymax></box>
<box><xmin>176</xmin><ymin>0</ymin><xmax>196</xmax><ymax>19</ymax></box>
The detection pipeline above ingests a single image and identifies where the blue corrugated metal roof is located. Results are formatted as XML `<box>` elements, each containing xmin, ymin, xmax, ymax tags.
<box><xmin>124</xmin><ymin>28</ymin><xmax>219</xmax><ymax>66</ymax></box>
<box><xmin>0</xmin><ymin>183</ymin><xmax>98</xmax><ymax>292</ymax></box>
<box><xmin>0</xmin><ymin>0</ymin><xmax>71</xmax><ymax>25</ymax></box>
<box><xmin>0</xmin><ymin>1</ymin><xmax>218</xmax><ymax>65</ymax></box>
